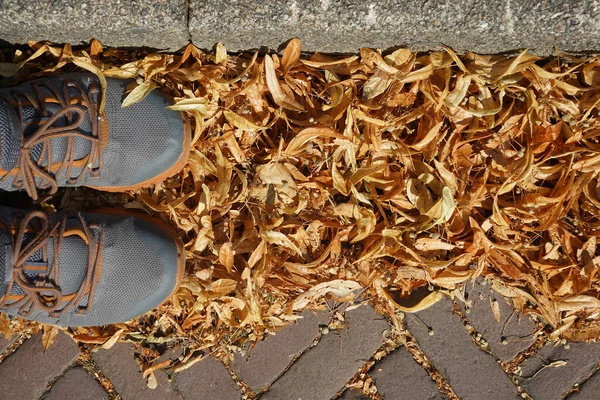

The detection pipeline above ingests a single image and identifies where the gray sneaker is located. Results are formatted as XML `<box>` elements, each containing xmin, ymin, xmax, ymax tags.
<box><xmin>0</xmin><ymin>73</ymin><xmax>191</xmax><ymax>200</ymax></box>
<box><xmin>0</xmin><ymin>206</ymin><xmax>184</xmax><ymax>327</ymax></box>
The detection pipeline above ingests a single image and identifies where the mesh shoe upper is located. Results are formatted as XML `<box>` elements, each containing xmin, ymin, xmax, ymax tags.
<box><xmin>0</xmin><ymin>73</ymin><xmax>188</xmax><ymax>200</ymax></box>
<box><xmin>0</xmin><ymin>206</ymin><xmax>183</xmax><ymax>327</ymax></box>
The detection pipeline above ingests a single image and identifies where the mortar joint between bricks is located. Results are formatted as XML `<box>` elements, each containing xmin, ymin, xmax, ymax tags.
<box><xmin>397</xmin><ymin>311</ymin><xmax>460</xmax><ymax>399</ymax></box>
<box><xmin>0</xmin><ymin>331</ymin><xmax>32</xmax><ymax>364</ymax></box>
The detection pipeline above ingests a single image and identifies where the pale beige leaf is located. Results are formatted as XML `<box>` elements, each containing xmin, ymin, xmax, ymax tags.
<box><xmin>293</xmin><ymin>280</ymin><xmax>362</xmax><ymax>310</ymax></box>
<box><xmin>414</xmin><ymin>238</ymin><xmax>456</xmax><ymax>251</ymax></box>
<box><xmin>490</xmin><ymin>298</ymin><xmax>501</xmax><ymax>323</ymax></box>
<box><xmin>101</xmin><ymin>328</ymin><xmax>125</xmax><ymax>350</ymax></box>
<box><xmin>208</xmin><ymin>279</ymin><xmax>237</xmax><ymax>295</ymax></box>
<box><xmin>42</xmin><ymin>325</ymin><xmax>59</xmax><ymax>352</ymax></box>
<box><xmin>215</xmin><ymin>42</ymin><xmax>227</xmax><ymax>64</ymax></box>
<box><xmin>282</xmin><ymin>38</ymin><xmax>302</xmax><ymax>74</ymax></box>
<box><xmin>122</xmin><ymin>81</ymin><xmax>157</xmax><ymax>108</ymax></box>
<box><xmin>262</xmin><ymin>230</ymin><xmax>303</xmax><ymax>257</ymax></box>
<box><xmin>224</xmin><ymin>110</ymin><xmax>263</xmax><ymax>131</ymax></box>
<box><xmin>219</xmin><ymin>242</ymin><xmax>235</xmax><ymax>273</ymax></box>
<box><xmin>146</xmin><ymin>372</ymin><xmax>158</xmax><ymax>390</ymax></box>
<box><xmin>264</xmin><ymin>55</ymin><xmax>304</xmax><ymax>111</ymax></box>
<box><xmin>167</xmin><ymin>98</ymin><xmax>209</xmax><ymax>115</ymax></box>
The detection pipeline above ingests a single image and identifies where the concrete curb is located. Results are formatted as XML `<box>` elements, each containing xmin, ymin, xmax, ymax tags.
<box><xmin>1</xmin><ymin>0</ymin><xmax>599</xmax><ymax>55</ymax></box>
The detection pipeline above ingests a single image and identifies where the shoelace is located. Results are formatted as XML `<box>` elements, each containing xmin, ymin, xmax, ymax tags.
<box><xmin>0</xmin><ymin>79</ymin><xmax>105</xmax><ymax>201</ymax></box>
<box><xmin>0</xmin><ymin>210</ymin><xmax>103</xmax><ymax>318</ymax></box>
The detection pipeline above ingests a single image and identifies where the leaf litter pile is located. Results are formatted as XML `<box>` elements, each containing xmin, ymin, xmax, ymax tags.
<box><xmin>2</xmin><ymin>39</ymin><xmax>600</xmax><ymax>375</ymax></box>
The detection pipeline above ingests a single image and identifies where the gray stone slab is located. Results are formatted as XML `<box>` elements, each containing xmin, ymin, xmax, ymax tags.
<box><xmin>43</xmin><ymin>367</ymin><xmax>108</xmax><ymax>400</ymax></box>
<box><xmin>516</xmin><ymin>342</ymin><xmax>600</xmax><ymax>400</ymax></box>
<box><xmin>231</xmin><ymin>309</ymin><xmax>329</xmax><ymax>392</ymax></box>
<box><xmin>371</xmin><ymin>346</ymin><xmax>444</xmax><ymax>400</ymax></box>
<box><xmin>404</xmin><ymin>297</ymin><xmax>520</xmax><ymax>400</ymax></box>
<box><xmin>173</xmin><ymin>356</ymin><xmax>241</xmax><ymax>400</ymax></box>
<box><xmin>570</xmin><ymin>369</ymin><xmax>600</xmax><ymax>399</ymax></box>
<box><xmin>0</xmin><ymin>0</ymin><xmax>189</xmax><ymax>50</ymax></box>
<box><xmin>0</xmin><ymin>332</ymin><xmax>79</xmax><ymax>400</ymax></box>
<box><xmin>459</xmin><ymin>279</ymin><xmax>537</xmax><ymax>362</ymax></box>
<box><xmin>262</xmin><ymin>305</ymin><xmax>389</xmax><ymax>400</ymax></box>
<box><xmin>189</xmin><ymin>0</ymin><xmax>600</xmax><ymax>55</ymax></box>
<box><xmin>93</xmin><ymin>342</ymin><xmax>182</xmax><ymax>400</ymax></box>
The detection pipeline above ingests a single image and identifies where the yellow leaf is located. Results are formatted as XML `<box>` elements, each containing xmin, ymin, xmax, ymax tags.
<box><xmin>384</xmin><ymin>48</ymin><xmax>413</xmax><ymax>68</ymax></box>
<box><xmin>122</xmin><ymin>81</ymin><xmax>157</xmax><ymax>108</ymax></box>
<box><xmin>377</xmin><ymin>284</ymin><xmax>443</xmax><ymax>313</ymax></box>
<box><xmin>143</xmin><ymin>360</ymin><xmax>172</xmax><ymax>379</ymax></box>
<box><xmin>282</xmin><ymin>38</ymin><xmax>302</xmax><ymax>75</ymax></box>
<box><xmin>90</xmin><ymin>39</ymin><xmax>103</xmax><ymax>56</ymax></box>
<box><xmin>167</xmin><ymin>97</ymin><xmax>209</xmax><ymax>115</ymax></box>
<box><xmin>446</xmin><ymin>74</ymin><xmax>471</xmax><ymax>107</ymax></box>
<box><xmin>0</xmin><ymin>313</ymin><xmax>11</xmax><ymax>339</ymax></box>
<box><xmin>414</xmin><ymin>238</ymin><xmax>456</xmax><ymax>251</ymax></box>
<box><xmin>224</xmin><ymin>110</ymin><xmax>264</xmax><ymax>131</ymax></box>
<box><xmin>438</xmin><ymin>187</ymin><xmax>456</xmax><ymax>223</ymax></box>
<box><xmin>208</xmin><ymin>279</ymin><xmax>237</xmax><ymax>295</ymax></box>
<box><xmin>400</xmin><ymin>64</ymin><xmax>434</xmax><ymax>83</ymax></box>
<box><xmin>215</xmin><ymin>42</ymin><xmax>227</xmax><ymax>64</ymax></box>
<box><xmin>71</xmin><ymin>56</ymin><xmax>108</xmax><ymax>113</ymax></box>
<box><xmin>363</xmin><ymin>71</ymin><xmax>392</xmax><ymax>99</ymax></box>
<box><xmin>293</xmin><ymin>280</ymin><xmax>362</xmax><ymax>310</ymax></box>
<box><xmin>264</xmin><ymin>55</ymin><xmax>304</xmax><ymax>111</ymax></box>
<box><xmin>219</xmin><ymin>242</ymin><xmax>235</xmax><ymax>273</ymax></box>
<box><xmin>104</xmin><ymin>62</ymin><xmax>139</xmax><ymax>79</ymax></box>
<box><xmin>332</xmin><ymin>162</ymin><xmax>349</xmax><ymax>196</ymax></box>
<box><xmin>101</xmin><ymin>328</ymin><xmax>125</xmax><ymax>350</ymax></box>
<box><xmin>407</xmin><ymin>179</ymin><xmax>434</xmax><ymax>214</ymax></box>
<box><xmin>146</xmin><ymin>372</ymin><xmax>158</xmax><ymax>390</ymax></box>
<box><xmin>262</xmin><ymin>230</ymin><xmax>303</xmax><ymax>257</ymax></box>
<box><xmin>42</xmin><ymin>325</ymin><xmax>59</xmax><ymax>352</ymax></box>
<box><xmin>490</xmin><ymin>298</ymin><xmax>501</xmax><ymax>323</ymax></box>
<box><xmin>411</xmin><ymin>121</ymin><xmax>444</xmax><ymax>151</ymax></box>
<box><xmin>265</xmin><ymin>54</ymin><xmax>286</xmax><ymax>104</ymax></box>
<box><xmin>248</xmin><ymin>240</ymin><xmax>266</xmax><ymax>269</ymax></box>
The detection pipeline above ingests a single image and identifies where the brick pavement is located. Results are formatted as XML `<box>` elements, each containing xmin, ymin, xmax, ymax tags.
<box><xmin>1</xmin><ymin>280</ymin><xmax>600</xmax><ymax>399</ymax></box>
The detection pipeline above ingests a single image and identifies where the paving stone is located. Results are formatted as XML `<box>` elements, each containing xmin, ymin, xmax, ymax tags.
<box><xmin>516</xmin><ymin>342</ymin><xmax>600</xmax><ymax>400</ymax></box>
<box><xmin>458</xmin><ymin>279</ymin><xmax>537</xmax><ymax>362</ymax></box>
<box><xmin>0</xmin><ymin>332</ymin><xmax>79</xmax><ymax>400</ymax></box>
<box><xmin>0</xmin><ymin>0</ymin><xmax>189</xmax><ymax>50</ymax></box>
<box><xmin>93</xmin><ymin>342</ymin><xmax>181</xmax><ymax>400</ymax></box>
<box><xmin>231</xmin><ymin>309</ymin><xmax>329</xmax><ymax>392</ymax></box>
<box><xmin>570</xmin><ymin>369</ymin><xmax>600</xmax><ymax>399</ymax></box>
<box><xmin>337</xmin><ymin>389</ymin><xmax>369</xmax><ymax>399</ymax></box>
<box><xmin>0</xmin><ymin>333</ymin><xmax>16</xmax><ymax>354</ymax></box>
<box><xmin>262</xmin><ymin>305</ymin><xmax>389</xmax><ymax>400</ymax></box>
<box><xmin>189</xmin><ymin>0</ymin><xmax>600</xmax><ymax>55</ymax></box>
<box><xmin>173</xmin><ymin>356</ymin><xmax>241</xmax><ymax>400</ymax></box>
<box><xmin>404</xmin><ymin>297</ymin><xmax>520</xmax><ymax>400</ymax></box>
<box><xmin>371</xmin><ymin>345</ymin><xmax>444</xmax><ymax>400</ymax></box>
<box><xmin>43</xmin><ymin>366</ymin><xmax>108</xmax><ymax>400</ymax></box>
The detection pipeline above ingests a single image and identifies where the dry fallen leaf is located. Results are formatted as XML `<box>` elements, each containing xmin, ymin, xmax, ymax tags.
<box><xmin>3</xmin><ymin>38</ymin><xmax>600</xmax><ymax>377</ymax></box>
<box><xmin>41</xmin><ymin>325</ymin><xmax>59</xmax><ymax>352</ymax></box>
<box><xmin>122</xmin><ymin>81</ymin><xmax>157</xmax><ymax>108</ymax></box>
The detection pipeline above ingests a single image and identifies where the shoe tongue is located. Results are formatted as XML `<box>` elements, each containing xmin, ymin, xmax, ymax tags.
<box><xmin>24</xmin><ymin>103</ymin><xmax>93</xmax><ymax>167</ymax></box>
<box><xmin>0</xmin><ymin>221</ymin><xmax>89</xmax><ymax>298</ymax></box>
<box><xmin>46</xmin><ymin>232</ymin><xmax>90</xmax><ymax>296</ymax></box>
